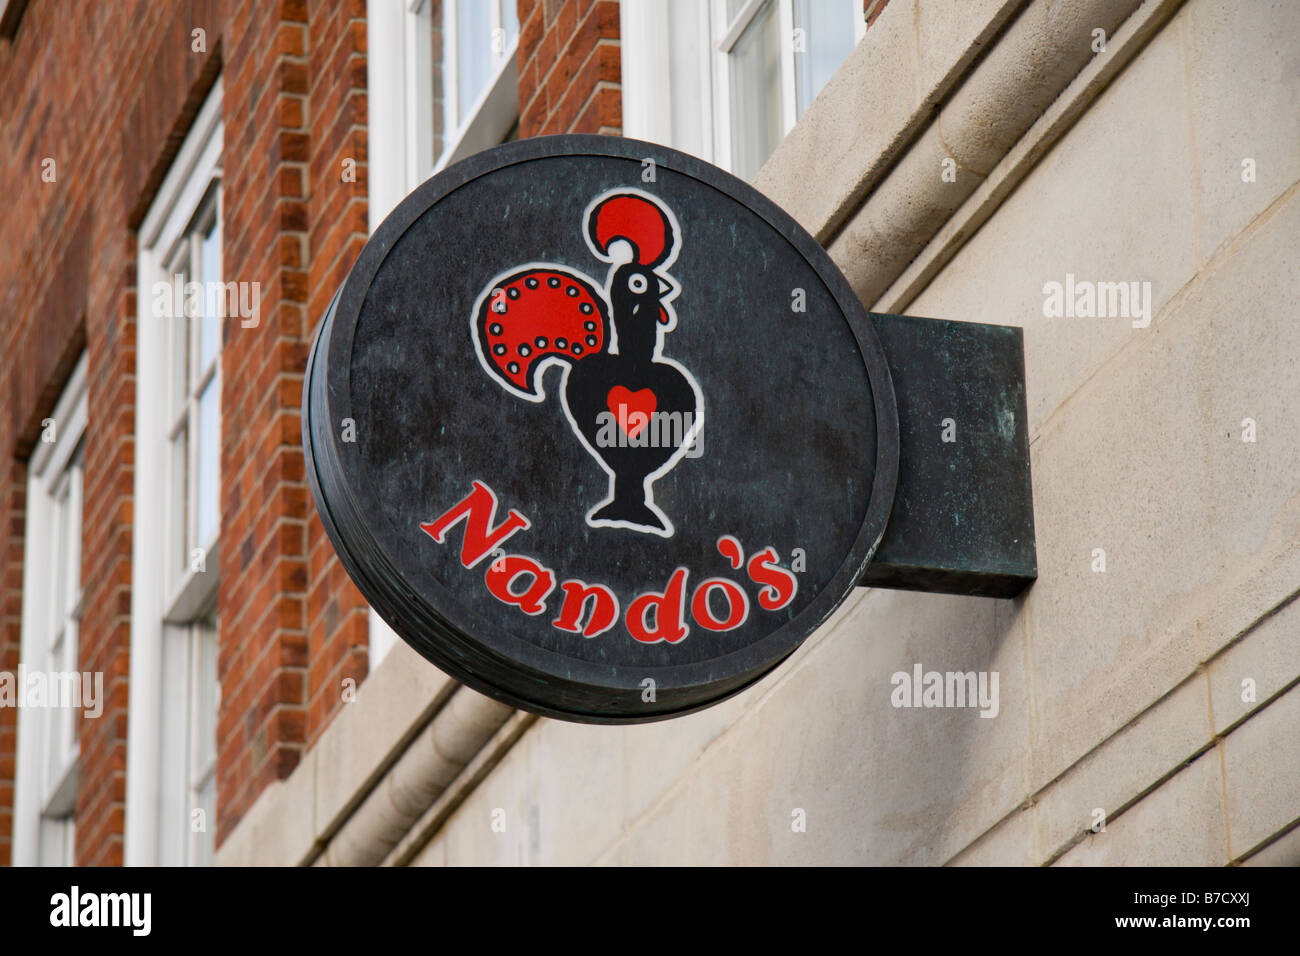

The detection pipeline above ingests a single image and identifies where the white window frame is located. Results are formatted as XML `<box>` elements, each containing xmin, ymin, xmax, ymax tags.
<box><xmin>370</xmin><ymin>0</ymin><xmax>520</xmax><ymax>220</ymax></box>
<box><xmin>711</xmin><ymin>0</ymin><xmax>793</xmax><ymax>175</ymax></box>
<box><xmin>12</xmin><ymin>353</ymin><xmax>88</xmax><ymax>867</ymax></box>
<box><xmin>127</xmin><ymin>79</ymin><xmax>224</xmax><ymax>867</ymax></box>
<box><xmin>432</xmin><ymin>0</ymin><xmax>519</xmax><ymax>173</ymax></box>
<box><xmin>162</xmin><ymin>190</ymin><xmax>223</xmax><ymax>615</ymax></box>
<box><xmin>622</xmin><ymin>0</ymin><xmax>865</xmax><ymax>177</ymax></box>
<box><xmin>157</xmin><ymin>608</ymin><xmax>219</xmax><ymax>867</ymax></box>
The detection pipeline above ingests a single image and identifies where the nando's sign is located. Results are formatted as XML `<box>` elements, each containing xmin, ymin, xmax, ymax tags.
<box><xmin>304</xmin><ymin>136</ymin><xmax>1037</xmax><ymax>722</ymax></box>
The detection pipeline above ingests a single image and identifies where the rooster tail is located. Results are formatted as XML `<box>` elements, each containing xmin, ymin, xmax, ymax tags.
<box><xmin>472</xmin><ymin>266</ymin><xmax>610</xmax><ymax>401</ymax></box>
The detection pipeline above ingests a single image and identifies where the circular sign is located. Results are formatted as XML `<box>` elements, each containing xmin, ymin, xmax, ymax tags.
<box><xmin>304</xmin><ymin>135</ymin><xmax>898</xmax><ymax>723</ymax></box>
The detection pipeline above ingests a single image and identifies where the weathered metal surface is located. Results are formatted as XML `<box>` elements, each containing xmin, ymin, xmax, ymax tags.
<box><xmin>303</xmin><ymin>135</ymin><xmax>899</xmax><ymax>723</ymax></box>
<box><xmin>861</xmin><ymin>313</ymin><xmax>1036</xmax><ymax>598</ymax></box>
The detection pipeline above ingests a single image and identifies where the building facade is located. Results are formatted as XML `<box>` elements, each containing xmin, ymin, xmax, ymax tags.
<box><xmin>1</xmin><ymin>0</ymin><xmax>1298</xmax><ymax>867</ymax></box>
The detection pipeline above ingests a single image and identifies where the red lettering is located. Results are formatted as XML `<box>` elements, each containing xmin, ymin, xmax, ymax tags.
<box><xmin>625</xmin><ymin>567</ymin><xmax>690</xmax><ymax>644</ymax></box>
<box><xmin>420</xmin><ymin>480</ymin><xmax>529</xmax><ymax>568</ymax></box>
<box><xmin>552</xmin><ymin>580</ymin><xmax>620</xmax><ymax>637</ymax></box>
<box><xmin>716</xmin><ymin>534</ymin><xmax>744</xmax><ymax>570</ymax></box>
<box><xmin>746</xmin><ymin>547</ymin><xmax>797</xmax><ymax>611</ymax></box>
<box><xmin>691</xmin><ymin>578</ymin><xmax>749</xmax><ymax>631</ymax></box>
<box><xmin>485</xmin><ymin>554</ymin><xmax>555</xmax><ymax>615</ymax></box>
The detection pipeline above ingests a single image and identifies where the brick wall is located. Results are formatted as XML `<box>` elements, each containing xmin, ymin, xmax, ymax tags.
<box><xmin>216</xmin><ymin>0</ymin><xmax>314</xmax><ymax>841</ymax></box>
<box><xmin>0</xmin><ymin>0</ymin><xmax>370</xmax><ymax>863</ymax></box>
<box><xmin>0</xmin><ymin>0</ymin><xmax>223</xmax><ymax>867</ymax></box>
<box><xmin>303</xmin><ymin>0</ymin><xmax>369</xmax><ymax>749</ymax></box>
<box><xmin>516</xmin><ymin>0</ymin><xmax>621</xmax><ymax>137</ymax></box>
<box><xmin>217</xmin><ymin>0</ymin><xmax>371</xmax><ymax>838</ymax></box>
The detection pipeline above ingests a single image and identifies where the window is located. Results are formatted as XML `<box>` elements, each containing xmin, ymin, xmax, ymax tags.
<box><xmin>127</xmin><ymin>80</ymin><xmax>223</xmax><ymax>867</ymax></box>
<box><xmin>622</xmin><ymin>0</ymin><xmax>865</xmax><ymax>179</ymax></box>
<box><xmin>155</xmin><ymin>188</ymin><xmax>222</xmax><ymax>867</ymax></box>
<box><xmin>370</xmin><ymin>0</ymin><xmax>521</xmax><ymax>212</ymax></box>
<box><xmin>164</xmin><ymin>192</ymin><xmax>222</xmax><ymax>591</ymax></box>
<box><xmin>158</xmin><ymin>609</ymin><xmax>219</xmax><ymax>867</ymax></box>
<box><xmin>12</xmin><ymin>354</ymin><xmax>88</xmax><ymax>866</ymax></box>
<box><xmin>438</xmin><ymin>0</ymin><xmax>520</xmax><ymax>164</ymax></box>
<box><xmin>718</xmin><ymin>0</ymin><xmax>787</xmax><ymax>180</ymax></box>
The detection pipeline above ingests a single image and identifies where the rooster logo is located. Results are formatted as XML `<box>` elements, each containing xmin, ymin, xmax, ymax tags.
<box><xmin>471</xmin><ymin>188</ymin><xmax>704</xmax><ymax>538</ymax></box>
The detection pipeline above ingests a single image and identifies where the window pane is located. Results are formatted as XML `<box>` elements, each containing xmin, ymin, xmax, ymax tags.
<box><xmin>794</xmin><ymin>0</ymin><xmax>857</xmax><ymax>115</ymax></box>
<box><xmin>45</xmin><ymin>635</ymin><xmax>69</xmax><ymax>796</ymax></box>
<box><xmin>195</xmin><ymin>376</ymin><xmax>219</xmax><ymax>549</ymax></box>
<box><xmin>170</xmin><ymin>254</ymin><xmax>191</xmax><ymax>419</ymax></box>
<box><xmin>171</xmin><ymin>425</ymin><xmax>189</xmax><ymax>572</ymax></box>
<box><xmin>190</xmin><ymin>615</ymin><xmax>218</xmax><ymax>867</ymax></box>
<box><xmin>194</xmin><ymin>620</ymin><xmax>218</xmax><ymax>777</ymax></box>
<box><xmin>49</xmin><ymin>486</ymin><xmax>68</xmax><ymax>633</ymax></box>
<box><xmin>64</xmin><ymin>453</ymin><xmax>83</xmax><ymax>619</ymax></box>
<box><xmin>198</xmin><ymin>218</ymin><xmax>222</xmax><ymax>372</ymax></box>
<box><xmin>61</xmin><ymin>625</ymin><xmax>78</xmax><ymax>755</ymax></box>
<box><xmin>729</xmin><ymin>0</ymin><xmax>782</xmax><ymax>181</ymax></box>
<box><xmin>44</xmin><ymin>636</ymin><xmax>76</xmax><ymax>798</ymax></box>
<box><xmin>503</xmin><ymin>0</ymin><xmax>519</xmax><ymax>48</ymax></box>
<box><xmin>457</xmin><ymin>0</ymin><xmax>494</xmax><ymax>119</ymax></box>
<box><xmin>172</xmin><ymin>322</ymin><xmax>190</xmax><ymax>421</ymax></box>
<box><xmin>157</xmin><ymin>625</ymin><xmax>190</xmax><ymax>867</ymax></box>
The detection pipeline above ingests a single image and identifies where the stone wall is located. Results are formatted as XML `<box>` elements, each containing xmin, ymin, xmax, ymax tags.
<box><xmin>406</xmin><ymin>0</ymin><xmax>1300</xmax><ymax>866</ymax></box>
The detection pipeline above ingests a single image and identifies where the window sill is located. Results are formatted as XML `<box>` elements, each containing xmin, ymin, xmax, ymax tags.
<box><xmin>432</xmin><ymin>37</ymin><xmax>520</xmax><ymax>176</ymax></box>
<box><xmin>163</xmin><ymin>538</ymin><xmax>221</xmax><ymax>624</ymax></box>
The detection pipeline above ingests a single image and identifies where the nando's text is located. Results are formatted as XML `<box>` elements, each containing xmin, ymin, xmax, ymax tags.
<box><xmin>421</xmin><ymin>481</ymin><xmax>799</xmax><ymax>643</ymax></box>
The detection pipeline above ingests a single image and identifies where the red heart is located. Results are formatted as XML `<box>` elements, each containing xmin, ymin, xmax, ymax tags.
<box><xmin>608</xmin><ymin>386</ymin><xmax>656</xmax><ymax>440</ymax></box>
